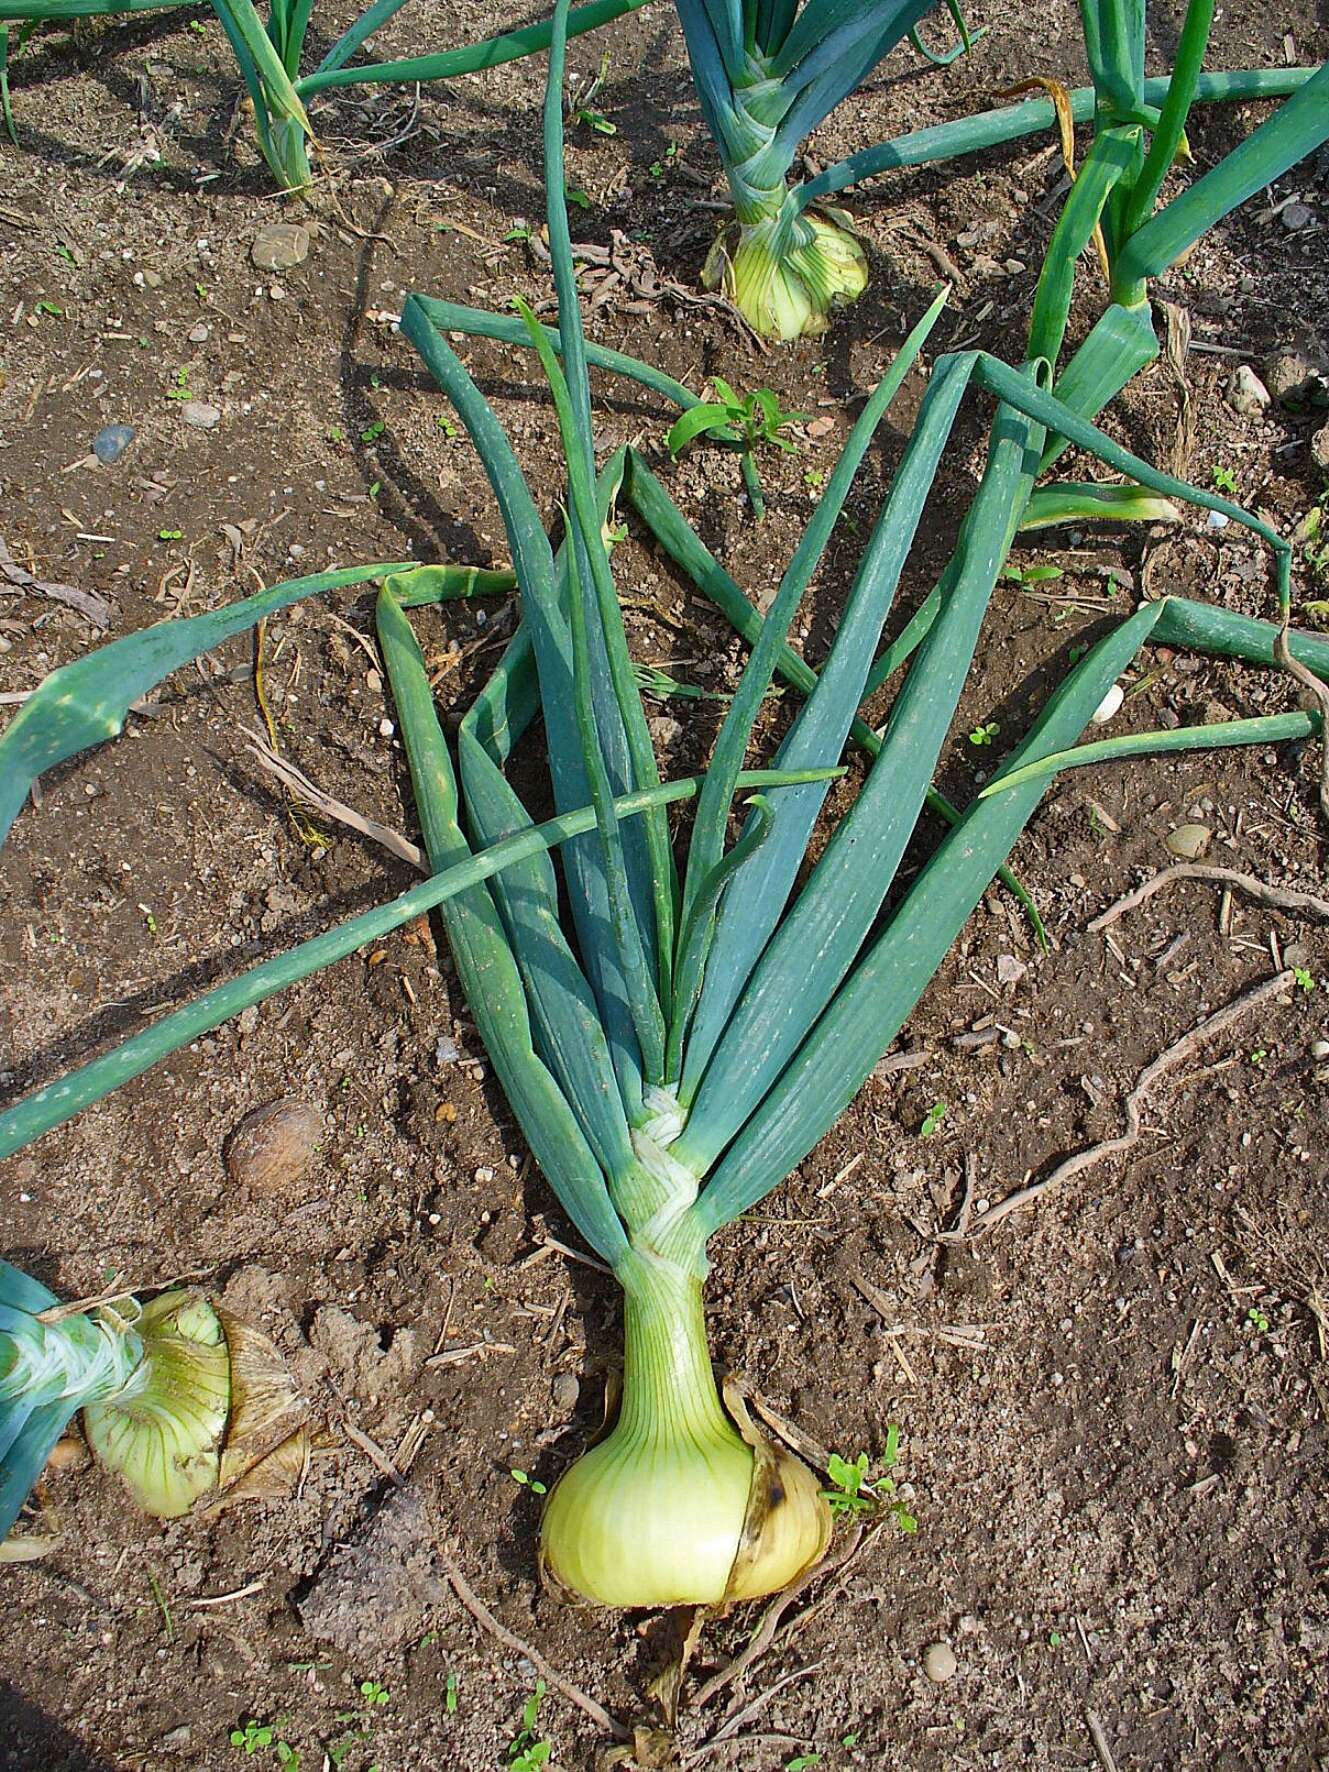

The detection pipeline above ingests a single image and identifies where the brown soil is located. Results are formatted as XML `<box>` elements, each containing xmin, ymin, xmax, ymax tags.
<box><xmin>2</xmin><ymin>3</ymin><xmax>1328</xmax><ymax>1770</ymax></box>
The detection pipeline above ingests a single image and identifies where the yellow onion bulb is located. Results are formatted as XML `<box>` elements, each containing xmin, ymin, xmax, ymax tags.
<box><xmin>705</xmin><ymin>207</ymin><xmax>868</xmax><ymax>341</ymax></box>
<box><xmin>539</xmin><ymin>1262</ymin><xmax>830</xmax><ymax>1607</ymax></box>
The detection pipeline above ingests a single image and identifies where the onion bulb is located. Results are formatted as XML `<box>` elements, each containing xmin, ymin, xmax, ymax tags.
<box><xmin>704</xmin><ymin>206</ymin><xmax>868</xmax><ymax>342</ymax></box>
<box><xmin>539</xmin><ymin>1256</ymin><xmax>829</xmax><ymax>1607</ymax></box>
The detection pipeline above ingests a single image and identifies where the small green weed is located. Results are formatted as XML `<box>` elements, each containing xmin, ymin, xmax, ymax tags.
<box><xmin>1246</xmin><ymin>1305</ymin><xmax>1270</xmax><ymax>1333</ymax></box>
<box><xmin>508</xmin><ymin>1680</ymin><xmax>551</xmax><ymax>1772</ymax></box>
<box><xmin>968</xmin><ymin>720</ymin><xmax>1000</xmax><ymax>747</ymax></box>
<box><xmin>668</xmin><ymin>377</ymin><xmax>808</xmax><ymax>457</ymax></box>
<box><xmin>1001</xmin><ymin>562</ymin><xmax>1064</xmax><ymax>586</ymax></box>
<box><xmin>165</xmin><ymin>368</ymin><xmax>191</xmax><ymax>400</ymax></box>
<box><xmin>821</xmin><ymin>1426</ymin><xmax>917</xmax><ymax>1531</ymax></box>
<box><xmin>1211</xmin><ymin>463</ymin><xmax>1238</xmax><ymax>495</ymax></box>
<box><xmin>510</xmin><ymin>1467</ymin><xmax>547</xmax><ymax>1496</ymax></box>
<box><xmin>919</xmin><ymin>1100</ymin><xmax>947</xmax><ymax>1138</ymax></box>
<box><xmin>1292</xmin><ymin>966</ymin><xmax>1316</xmax><ymax>993</ymax></box>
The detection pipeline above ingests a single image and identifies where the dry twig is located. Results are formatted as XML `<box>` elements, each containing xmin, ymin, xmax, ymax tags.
<box><xmin>968</xmin><ymin>970</ymin><xmax>1297</xmax><ymax>1235</ymax></box>
<box><xmin>434</xmin><ymin>1537</ymin><xmax>630</xmax><ymax>1742</ymax></box>
<box><xmin>1089</xmin><ymin>863</ymin><xmax>1329</xmax><ymax>931</ymax></box>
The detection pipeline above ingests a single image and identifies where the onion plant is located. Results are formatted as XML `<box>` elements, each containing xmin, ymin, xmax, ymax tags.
<box><xmin>660</xmin><ymin>0</ymin><xmax>1316</xmax><ymax>337</ymax></box>
<box><xmin>3</xmin><ymin>0</ymin><xmax>1327</xmax><ymax>1603</ymax></box>
<box><xmin>0</xmin><ymin>1261</ymin><xmax>310</xmax><ymax>1546</ymax></box>
<box><xmin>0</xmin><ymin>0</ymin><xmax>649</xmax><ymax>185</ymax></box>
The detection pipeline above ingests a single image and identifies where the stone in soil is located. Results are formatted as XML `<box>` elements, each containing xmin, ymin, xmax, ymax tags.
<box><xmin>1166</xmin><ymin>823</ymin><xmax>1212</xmax><ymax>860</ymax></box>
<box><xmin>922</xmin><ymin>1641</ymin><xmax>958</xmax><ymax>1683</ymax></box>
<box><xmin>298</xmin><ymin>1487</ymin><xmax>448</xmax><ymax>1655</ymax></box>
<box><xmin>91</xmin><ymin>423</ymin><xmax>134</xmax><ymax>463</ymax></box>
<box><xmin>182</xmin><ymin>400</ymin><xmax>222</xmax><ymax>430</ymax></box>
<box><xmin>252</xmin><ymin>221</ymin><xmax>311</xmax><ymax>271</ymax></box>
<box><xmin>1226</xmin><ymin>364</ymin><xmax>1270</xmax><ymax>418</ymax></box>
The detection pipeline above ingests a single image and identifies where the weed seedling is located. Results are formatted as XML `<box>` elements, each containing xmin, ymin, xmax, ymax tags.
<box><xmin>230</xmin><ymin>1720</ymin><xmax>297</xmax><ymax>1759</ymax></box>
<box><xmin>445</xmin><ymin>1671</ymin><xmax>459</xmax><ymax>1715</ymax></box>
<box><xmin>360</xmin><ymin>419</ymin><xmax>386</xmax><ymax>444</ymax></box>
<box><xmin>508</xmin><ymin>1681</ymin><xmax>551</xmax><ymax>1771</ymax></box>
<box><xmin>510</xmin><ymin>1467</ymin><xmax>548</xmax><ymax>1495</ymax></box>
<box><xmin>166</xmin><ymin>368</ymin><xmax>191</xmax><ymax>400</ymax></box>
<box><xmin>667</xmin><ymin>378</ymin><xmax>808</xmax><ymax>457</ymax></box>
<box><xmin>919</xmin><ymin>1100</ymin><xmax>947</xmax><ymax>1138</ymax></box>
<box><xmin>1211</xmin><ymin>463</ymin><xmax>1239</xmax><ymax>495</ymax></box>
<box><xmin>1247</xmin><ymin>1305</ymin><xmax>1270</xmax><ymax>1333</ymax></box>
<box><xmin>968</xmin><ymin>720</ymin><xmax>1000</xmax><ymax>747</ymax></box>
<box><xmin>1292</xmin><ymin>966</ymin><xmax>1316</xmax><ymax>993</ymax></box>
<box><xmin>358</xmin><ymin>1679</ymin><xmax>389</xmax><ymax>1708</ymax></box>
<box><xmin>821</xmin><ymin>1427</ymin><xmax>917</xmax><ymax>1531</ymax></box>
<box><xmin>1001</xmin><ymin>562</ymin><xmax>1065</xmax><ymax>586</ymax></box>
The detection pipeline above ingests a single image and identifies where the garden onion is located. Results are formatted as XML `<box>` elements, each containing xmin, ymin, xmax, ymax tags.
<box><xmin>0</xmin><ymin>1263</ymin><xmax>307</xmax><ymax>1545</ymax></box>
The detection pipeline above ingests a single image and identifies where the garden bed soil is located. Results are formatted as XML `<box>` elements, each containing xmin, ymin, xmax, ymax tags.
<box><xmin>1</xmin><ymin>3</ymin><xmax>1328</xmax><ymax>1768</ymax></box>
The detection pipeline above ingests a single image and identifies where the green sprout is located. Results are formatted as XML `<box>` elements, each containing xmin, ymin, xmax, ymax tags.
<box><xmin>968</xmin><ymin>720</ymin><xmax>1000</xmax><ymax>747</ymax></box>
<box><xmin>1246</xmin><ymin>1305</ymin><xmax>1270</xmax><ymax>1333</ymax></box>
<box><xmin>358</xmin><ymin>1679</ymin><xmax>390</xmax><ymax>1708</ymax></box>
<box><xmin>510</xmin><ymin>1467</ymin><xmax>548</xmax><ymax>1495</ymax></box>
<box><xmin>445</xmin><ymin>1671</ymin><xmax>459</xmax><ymax>1715</ymax></box>
<box><xmin>820</xmin><ymin>1428</ymin><xmax>916</xmax><ymax>1531</ymax></box>
<box><xmin>508</xmin><ymin>1681</ymin><xmax>551</xmax><ymax>1772</ymax></box>
<box><xmin>1001</xmin><ymin>562</ymin><xmax>1065</xmax><ymax>586</ymax></box>
<box><xmin>165</xmin><ymin>367</ymin><xmax>191</xmax><ymax>400</ymax></box>
<box><xmin>1292</xmin><ymin>966</ymin><xmax>1316</xmax><ymax>993</ymax></box>
<box><xmin>919</xmin><ymin>1101</ymin><xmax>947</xmax><ymax>1139</ymax></box>
<box><xmin>667</xmin><ymin>377</ymin><xmax>809</xmax><ymax>458</ymax></box>
<box><xmin>1211</xmin><ymin>463</ymin><xmax>1239</xmax><ymax>495</ymax></box>
<box><xmin>361</xmin><ymin>419</ymin><xmax>386</xmax><ymax>444</ymax></box>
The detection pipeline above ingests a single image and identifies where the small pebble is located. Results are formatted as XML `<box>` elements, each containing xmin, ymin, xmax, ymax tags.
<box><xmin>1091</xmin><ymin>682</ymin><xmax>1124</xmax><ymax>725</ymax></box>
<box><xmin>1311</xmin><ymin>1039</ymin><xmax>1329</xmax><ymax>1059</ymax></box>
<box><xmin>1165</xmin><ymin>823</ymin><xmax>1212</xmax><ymax>860</ymax></box>
<box><xmin>188</xmin><ymin>322</ymin><xmax>210</xmax><ymax>344</ymax></box>
<box><xmin>1206</xmin><ymin>510</ymin><xmax>1229</xmax><ymax>530</ymax></box>
<box><xmin>91</xmin><ymin>423</ymin><xmax>135</xmax><ymax>464</ymax></box>
<box><xmin>252</xmin><ymin>220</ymin><xmax>311</xmax><ymax>271</ymax></box>
<box><xmin>1226</xmin><ymin>364</ymin><xmax>1270</xmax><ymax>418</ymax></box>
<box><xmin>551</xmin><ymin>1373</ymin><xmax>580</xmax><ymax>1413</ymax></box>
<box><xmin>1281</xmin><ymin>201</ymin><xmax>1314</xmax><ymax>231</ymax></box>
<box><xmin>378</xmin><ymin>717</ymin><xmax>395</xmax><ymax>739</ymax></box>
<box><xmin>922</xmin><ymin>1642</ymin><xmax>957</xmax><ymax>1683</ymax></box>
<box><xmin>181</xmin><ymin>400</ymin><xmax>221</xmax><ymax>430</ymax></box>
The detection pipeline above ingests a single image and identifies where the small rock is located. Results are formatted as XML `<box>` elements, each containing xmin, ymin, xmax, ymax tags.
<box><xmin>91</xmin><ymin>423</ymin><xmax>135</xmax><ymax>464</ymax></box>
<box><xmin>269</xmin><ymin>283</ymin><xmax>287</xmax><ymax>302</ymax></box>
<box><xmin>225</xmin><ymin>1098</ymin><xmax>323</xmax><ymax>1194</ymax></box>
<box><xmin>648</xmin><ymin>715</ymin><xmax>683</xmax><ymax>746</ymax></box>
<box><xmin>1226</xmin><ymin>364</ymin><xmax>1270</xmax><ymax>418</ymax></box>
<box><xmin>251</xmin><ymin>220</ymin><xmax>311</xmax><ymax>271</ymax></box>
<box><xmin>1311</xmin><ymin>1039</ymin><xmax>1329</xmax><ymax>1060</ymax></box>
<box><xmin>435</xmin><ymin>1034</ymin><xmax>460</xmax><ymax>1065</ymax></box>
<box><xmin>181</xmin><ymin>400</ymin><xmax>221</xmax><ymax>430</ymax></box>
<box><xmin>142</xmin><ymin>268</ymin><xmax>163</xmax><ymax>289</ymax></box>
<box><xmin>551</xmin><ymin>1373</ymin><xmax>580</xmax><ymax>1413</ymax></box>
<box><xmin>1265</xmin><ymin>348</ymin><xmax>1329</xmax><ymax>407</ymax></box>
<box><xmin>1206</xmin><ymin>510</ymin><xmax>1229</xmax><ymax>530</ymax></box>
<box><xmin>188</xmin><ymin>322</ymin><xmax>210</xmax><ymax>344</ymax></box>
<box><xmin>996</xmin><ymin>953</ymin><xmax>1027</xmax><ymax>986</ymax></box>
<box><xmin>1165</xmin><ymin>823</ymin><xmax>1212</xmax><ymax>860</ymax></box>
<box><xmin>1311</xmin><ymin>423</ymin><xmax>1329</xmax><ymax>477</ymax></box>
<box><xmin>1091</xmin><ymin>682</ymin><xmax>1125</xmax><ymax>725</ymax></box>
<box><xmin>1281</xmin><ymin>201</ymin><xmax>1314</xmax><ymax>231</ymax></box>
<box><xmin>378</xmin><ymin>717</ymin><xmax>395</xmax><ymax>738</ymax></box>
<box><xmin>923</xmin><ymin>1642</ymin><xmax>958</xmax><ymax>1683</ymax></box>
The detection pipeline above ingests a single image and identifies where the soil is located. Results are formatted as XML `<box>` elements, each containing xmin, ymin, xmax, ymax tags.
<box><xmin>2</xmin><ymin>3</ymin><xmax>1328</xmax><ymax>1770</ymax></box>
